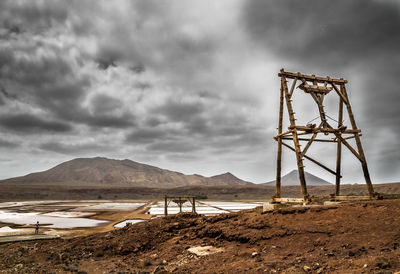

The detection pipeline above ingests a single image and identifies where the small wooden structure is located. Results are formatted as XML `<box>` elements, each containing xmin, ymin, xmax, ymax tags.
<box><xmin>164</xmin><ymin>196</ymin><xmax>196</xmax><ymax>216</ymax></box>
<box><xmin>274</xmin><ymin>69</ymin><xmax>376</xmax><ymax>202</ymax></box>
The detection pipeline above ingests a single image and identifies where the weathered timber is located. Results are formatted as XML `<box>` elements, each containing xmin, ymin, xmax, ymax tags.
<box><xmin>278</xmin><ymin>71</ymin><xmax>348</xmax><ymax>84</ymax></box>
<box><xmin>272</xmin><ymin>197</ymin><xmax>305</xmax><ymax>203</ymax></box>
<box><xmin>164</xmin><ymin>196</ymin><xmax>196</xmax><ymax>216</ymax></box>
<box><xmin>281</xmin><ymin>70</ymin><xmax>308</xmax><ymax>199</ymax></box>
<box><xmin>275</xmin><ymin>76</ymin><xmax>285</xmax><ymax>198</ymax></box>
<box><xmin>331</xmin><ymin>196</ymin><xmax>377</xmax><ymax>201</ymax></box>
<box><xmin>288</xmin><ymin>126</ymin><xmax>361</xmax><ymax>134</ymax></box>
<box><xmin>274</xmin><ymin>69</ymin><xmax>375</xmax><ymax>200</ymax></box>
<box><xmin>341</xmin><ymin>85</ymin><xmax>375</xmax><ymax>196</ymax></box>
<box><xmin>281</xmin><ymin>141</ymin><xmax>340</xmax><ymax>177</ymax></box>
<box><xmin>336</xmin><ymin>94</ymin><xmax>344</xmax><ymax>196</ymax></box>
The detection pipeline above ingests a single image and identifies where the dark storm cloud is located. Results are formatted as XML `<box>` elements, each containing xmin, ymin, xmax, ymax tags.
<box><xmin>130</xmin><ymin>64</ymin><xmax>145</xmax><ymax>74</ymax></box>
<box><xmin>91</xmin><ymin>94</ymin><xmax>123</xmax><ymax>114</ymax></box>
<box><xmin>39</xmin><ymin>142</ymin><xmax>106</xmax><ymax>155</ymax></box>
<box><xmin>96</xmin><ymin>59</ymin><xmax>117</xmax><ymax>70</ymax></box>
<box><xmin>85</xmin><ymin>1</ymin><xmax>219</xmax><ymax>91</ymax></box>
<box><xmin>88</xmin><ymin>94</ymin><xmax>136</xmax><ymax>128</ymax></box>
<box><xmin>151</xmin><ymin>96</ymin><xmax>256</xmax><ymax>140</ymax></box>
<box><xmin>0</xmin><ymin>0</ymin><xmax>68</xmax><ymax>34</ymax></box>
<box><xmin>126</xmin><ymin>128</ymin><xmax>168</xmax><ymax>144</ymax></box>
<box><xmin>0</xmin><ymin>138</ymin><xmax>18</xmax><ymax>148</ymax></box>
<box><xmin>0</xmin><ymin>47</ymin><xmax>73</xmax><ymax>87</ymax></box>
<box><xmin>147</xmin><ymin>141</ymin><xmax>200</xmax><ymax>153</ymax></box>
<box><xmin>0</xmin><ymin>40</ymin><xmax>91</xmax><ymax>125</ymax></box>
<box><xmin>134</xmin><ymin>81</ymin><xmax>152</xmax><ymax>90</ymax></box>
<box><xmin>0</xmin><ymin>113</ymin><xmax>72</xmax><ymax>133</ymax></box>
<box><xmin>88</xmin><ymin>114</ymin><xmax>135</xmax><ymax>129</ymax></box>
<box><xmin>154</xmin><ymin>99</ymin><xmax>204</xmax><ymax>123</ymax></box>
<box><xmin>0</xmin><ymin>85</ymin><xmax>16</xmax><ymax>100</ymax></box>
<box><xmin>0</xmin><ymin>38</ymin><xmax>135</xmax><ymax>130</ymax></box>
<box><xmin>243</xmin><ymin>0</ymin><xmax>400</xmax><ymax>68</ymax></box>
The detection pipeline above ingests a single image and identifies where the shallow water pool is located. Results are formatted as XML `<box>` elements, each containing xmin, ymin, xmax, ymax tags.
<box><xmin>0</xmin><ymin>210</ymin><xmax>109</xmax><ymax>229</ymax></box>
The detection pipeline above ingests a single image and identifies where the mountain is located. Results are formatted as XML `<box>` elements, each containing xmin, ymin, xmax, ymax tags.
<box><xmin>210</xmin><ymin>172</ymin><xmax>253</xmax><ymax>186</ymax></box>
<box><xmin>262</xmin><ymin>170</ymin><xmax>332</xmax><ymax>186</ymax></box>
<box><xmin>0</xmin><ymin>157</ymin><xmax>254</xmax><ymax>188</ymax></box>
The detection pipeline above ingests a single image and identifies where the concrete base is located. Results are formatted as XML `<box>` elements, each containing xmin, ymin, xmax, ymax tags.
<box><xmin>262</xmin><ymin>203</ymin><xmax>290</xmax><ymax>212</ymax></box>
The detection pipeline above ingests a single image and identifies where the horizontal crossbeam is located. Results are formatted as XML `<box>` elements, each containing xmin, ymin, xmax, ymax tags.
<box><xmin>280</xmin><ymin>137</ymin><xmax>337</xmax><ymax>143</ymax></box>
<box><xmin>278</xmin><ymin>70</ymin><xmax>347</xmax><ymax>84</ymax></box>
<box><xmin>288</xmin><ymin>126</ymin><xmax>361</xmax><ymax>134</ymax></box>
<box><xmin>281</xmin><ymin>141</ymin><xmax>341</xmax><ymax>177</ymax></box>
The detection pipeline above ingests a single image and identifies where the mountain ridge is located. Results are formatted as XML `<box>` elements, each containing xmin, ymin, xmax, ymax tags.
<box><xmin>0</xmin><ymin>157</ymin><xmax>254</xmax><ymax>188</ymax></box>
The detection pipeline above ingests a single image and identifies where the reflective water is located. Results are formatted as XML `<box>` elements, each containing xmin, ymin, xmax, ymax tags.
<box><xmin>149</xmin><ymin>201</ymin><xmax>262</xmax><ymax>216</ymax></box>
<box><xmin>0</xmin><ymin>210</ymin><xmax>109</xmax><ymax>229</ymax></box>
<box><xmin>72</xmin><ymin>202</ymin><xmax>145</xmax><ymax>211</ymax></box>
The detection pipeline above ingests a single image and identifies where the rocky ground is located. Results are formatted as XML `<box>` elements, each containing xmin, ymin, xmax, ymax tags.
<box><xmin>0</xmin><ymin>200</ymin><xmax>399</xmax><ymax>273</ymax></box>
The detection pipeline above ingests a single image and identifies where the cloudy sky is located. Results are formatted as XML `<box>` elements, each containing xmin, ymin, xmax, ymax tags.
<box><xmin>0</xmin><ymin>0</ymin><xmax>400</xmax><ymax>184</ymax></box>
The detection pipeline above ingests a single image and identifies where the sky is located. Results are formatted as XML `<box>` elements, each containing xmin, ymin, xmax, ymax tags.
<box><xmin>0</xmin><ymin>0</ymin><xmax>400</xmax><ymax>184</ymax></box>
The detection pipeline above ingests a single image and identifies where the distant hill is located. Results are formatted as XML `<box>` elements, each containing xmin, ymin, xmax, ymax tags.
<box><xmin>0</xmin><ymin>157</ymin><xmax>254</xmax><ymax>188</ymax></box>
<box><xmin>263</xmin><ymin>170</ymin><xmax>332</xmax><ymax>186</ymax></box>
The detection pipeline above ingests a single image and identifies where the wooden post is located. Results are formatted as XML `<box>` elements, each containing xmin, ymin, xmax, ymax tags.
<box><xmin>179</xmin><ymin>201</ymin><xmax>182</xmax><ymax>213</ymax></box>
<box><xmin>341</xmin><ymin>85</ymin><xmax>375</xmax><ymax>196</ymax></box>
<box><xmin>164</xmin><ymin>196</ymin><xmax>168</xmax><ymax>216</ymax></box>
<box><xmin>192</xmin><ymin>197</ymin><xmax>196</xmax><ymax>213</ymax></box>
<box><xmin>335</xmin><ymin>95</ymin><xmax>343</xmax><ymax>196</ymax></box>
<box><xmin>281</xmin><ymin>70</ymin><xmax>308</xmax><ymax>199</ymax></box>
<box><xmin>275</xmin><ymin>73</ymin><xmax>285</xmax><ymax>198</ymax></box>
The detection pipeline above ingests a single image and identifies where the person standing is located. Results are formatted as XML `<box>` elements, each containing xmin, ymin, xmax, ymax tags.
<box><xmin>35</xmin><ymin>221</ymin><xmax>39</xmax><ymax>234</ymax></box>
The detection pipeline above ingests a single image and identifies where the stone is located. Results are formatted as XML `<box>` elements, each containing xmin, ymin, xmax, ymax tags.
<box><xmin>251</xmin><ymin>252</ymin><xmax>259</xmax><ymax>257</ymax></box>
<box><xmin>187</xmin><ymin>246</ymin><xmax>224</xmax><ymax>257</ymax></box>
<box><xmin>303</xmin><ymin>265</ymin><xmax>311</xmax><ymax>273</ymax></box>
<box><xmin>262</xmin><ymin>203</ymin><xmax>288</xmax><ymax>212</ymax></box>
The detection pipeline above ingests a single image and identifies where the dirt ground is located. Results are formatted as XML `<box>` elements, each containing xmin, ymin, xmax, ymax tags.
<box><xmin>1</xmin><ymin>182</ymin><xmax>399</xmax><ymax>201</ymax></box>
<box><xmin>0</xmin><ymin>200</ymin><xmax>399</xmax><ymax>273</ymax></box>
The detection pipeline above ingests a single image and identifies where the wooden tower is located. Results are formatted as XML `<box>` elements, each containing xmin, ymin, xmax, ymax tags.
<box><xmin>275</xmin><ymin>69</ymin><xmax>375</xmax><ymax>201</ymax></box>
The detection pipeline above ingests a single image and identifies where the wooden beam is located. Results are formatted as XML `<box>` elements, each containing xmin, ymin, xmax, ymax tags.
<box><xmin>332</xmin><ymin>196</ymin><xmax>376</xmax><ymax>201</ymax></box>
<box><xmin>341</xmin><ymin>84</ymin><xmax>375</xmax><ymax>196</ymax></box>
<box><xmin>301</xmin><ymin>132</ymin><xmax>317</xmax><ymax>157</ymax></box>
<box><xmin>281</xmin><ymin>137</ymin><xmax>336</xmax><ymax>143</ymax></box>
<box><xmin>275</xmin><ymin>76</ymin><xmax>285</xmax><ymax>198</ymax></box>
<box><xmin>280</xmin><ymin>70</ymin><xmax>308</xmax><ymax>199</ymax></box>
<box><xmin>277</xmin><ymin>130</ymin><xmax>293</xmax><ymax>137</ymax></box>
<box><xmin>272</xmin><ymin>197</ymin><xmax>304</xmax><ymax>203</ymax></box>
<box><xmin>278</xmin><ymin>70</ymin><xmax>347</xmax><ymax>84</ymax></box>
<box><xmin>309</xmin><ymin>92</ymin><xmax>328</xmax><ymax>128</ymax></box>
<box><xmin>289</xmin><ymin>77</ymin><xmax>297</xmax><ymax>98</ymax></box>
<box><xmin>335</xmin><ymin>98</ymin><xmax>343</xmax><ymax>196</ymax></box>
<box><xmin>344</xmin><ymin>134</ymin><xmax>360</xmax><ymax>140</ymax></box>
<box><xmin>164</xmin><ymin>196</ymin><xmax>168</xmax><ymax>216</ymax></box>
<box><xmin>335</xmin><ymin>134</ymin><xmax>363</xmax><ymax>161</ymax></box>
<box><xmin>281</xmin><ymin>141</ymin><xmax>341</xmax><ymax>177</ymax></box>
<box><xmin>331</xmin><ymin>83</ymin><xmax>348</xmax><ymax>105</ymax></box>
<box><xmin>288</xmin><ymin>126</ymin><xmax>361</xmax><ymax>134</ymax></box>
